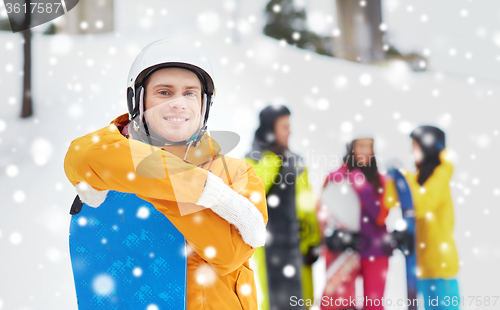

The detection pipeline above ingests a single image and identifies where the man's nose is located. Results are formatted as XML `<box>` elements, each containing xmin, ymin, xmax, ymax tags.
<box><xmin>167</xmin><ymin>96</ymin><xmax>186</xmax><ymax>109</ymax></box>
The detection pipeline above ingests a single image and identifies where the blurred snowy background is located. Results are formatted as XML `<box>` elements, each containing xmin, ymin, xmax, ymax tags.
<box><xmin>0</xmin><ymin>0</ymin><xmax>499</xmax><ymax>309</ymax></box>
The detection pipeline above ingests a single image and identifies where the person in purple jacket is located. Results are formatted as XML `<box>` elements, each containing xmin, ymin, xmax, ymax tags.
<box><xmin>322</xmin><ymin>132</ymin><xmax>397</xmax><ymax>310</ymax></box>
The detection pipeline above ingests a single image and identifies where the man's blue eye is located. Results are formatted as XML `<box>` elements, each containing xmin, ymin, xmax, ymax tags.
<box><xmin>159</xmin><ymin>91</ymin><xmax>169</xmax><ymax>95</ymax></box>
<box><xmin>186</xmin><ymin>93</ymin><xmax>196</xmax><ymax>97</ymax></box>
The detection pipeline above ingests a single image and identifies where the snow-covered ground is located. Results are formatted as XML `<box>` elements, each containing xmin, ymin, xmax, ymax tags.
<box><xmin>0</xmin><ymin>0</ymin><xmax>499</xmax><ymax>309</ymax></box>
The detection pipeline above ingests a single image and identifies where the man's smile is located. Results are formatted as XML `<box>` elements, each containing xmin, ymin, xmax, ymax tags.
<box><xmin>163</xmin><ymin>116</ymin><xmax>189</xmax><ymax>123</ymax></box>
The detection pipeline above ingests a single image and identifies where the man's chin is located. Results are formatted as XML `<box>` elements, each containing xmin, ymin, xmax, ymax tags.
<box><xmin>146</xmin><ymin>121</ymin><xmax>198</xmax><ymax>143</ymax></box>
<box><xmin>156</xmin><ymin>130</ymin><xmax>194</xmax><ymax>143</ymax></box>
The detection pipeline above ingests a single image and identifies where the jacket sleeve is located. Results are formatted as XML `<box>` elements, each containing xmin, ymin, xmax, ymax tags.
<box><xmin>245</xmin><ymin>151</ymin><xmax>281</xmax><ymax>195</ymax></box>
<box><xmin>382</xmin><ymin>178</ymin><xmax>399</xmax><ymax>210</ymax></box>
<box><xmin>405</xmin><ymin>149</ymin><xmax>454</xmax><ymax>219</ymax></box>
<box><xmin>149</xmin><ymin>160</ymin><xmax>268</xmax><ymax>276</ymax></box>
<box><xmin>295</xmin><ymin>167</ymin><xmax>322</xmax><ymax>256</ymax></box>
<box><xmin>64</xmin><ymin>124</ymin><xmax>208</xmax><ymax>203</ymax></box>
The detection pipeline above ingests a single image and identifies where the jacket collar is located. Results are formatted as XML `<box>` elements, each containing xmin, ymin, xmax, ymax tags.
<box><xmin>111</xmin><ymin>113</ymin><xmax>221</xmax><ymax>166</ymax></box>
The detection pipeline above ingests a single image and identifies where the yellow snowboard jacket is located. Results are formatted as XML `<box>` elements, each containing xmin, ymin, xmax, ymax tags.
<box><xmin>393</xmin><ymin>149</ymin><xmax>460</xmax><ymax>279</ymax></box>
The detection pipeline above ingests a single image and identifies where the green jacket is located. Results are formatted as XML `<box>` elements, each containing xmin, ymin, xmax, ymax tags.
<box><xmin>246</xmin><ymin>149</ymin><xmax>321</xmax><ymax>309</ymax></box>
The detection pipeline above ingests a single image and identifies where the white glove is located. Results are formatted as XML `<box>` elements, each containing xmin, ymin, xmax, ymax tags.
<box><xmin>75</xmin><ymin>182</ymin><xmax>108</xmax><ymax>208</ymax></box>
<box><xmin>197</xmin><ymin>172</ymin><xmax>266</xmax><ymax>248</ymax></box>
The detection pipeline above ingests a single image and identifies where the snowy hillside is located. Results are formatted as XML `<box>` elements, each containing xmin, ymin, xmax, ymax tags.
<box><xmin>1</xmin><ymin>0</ymin><xmax>499</xmax><ymax>309</ymax></box>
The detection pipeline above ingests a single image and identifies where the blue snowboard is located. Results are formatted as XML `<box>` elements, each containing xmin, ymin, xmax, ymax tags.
<box><xmin>69</xmin><ymin>191</ymin><xmax>187</xmax><ymax>310</ymax></box>
<box><xmin>388</xmin><ymin>169</ymin><xmax>418</xmax><ymax>310</ymax></box>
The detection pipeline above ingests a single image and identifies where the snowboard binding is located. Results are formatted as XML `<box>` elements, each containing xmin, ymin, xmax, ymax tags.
<box><xmin>388</xmin><ymin>230</ymin><xmax>414</xmax><ymax>256</ymax></box>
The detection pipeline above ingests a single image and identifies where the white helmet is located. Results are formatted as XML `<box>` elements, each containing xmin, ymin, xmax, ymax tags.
<box><xmin>126</xmin><ymin>40</ymin><xmax>215</xmax><ymax>146</ymax></box>
<box><xmin>344</xmin><ymin>126</ymin><xmax>376</xmax><ymax>154</ymax></box>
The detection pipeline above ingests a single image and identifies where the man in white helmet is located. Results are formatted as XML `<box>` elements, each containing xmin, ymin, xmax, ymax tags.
<box><xmin>64</xmin><ymin>40</ymin><xmax>268</xmax><ymax>310</ymax></box>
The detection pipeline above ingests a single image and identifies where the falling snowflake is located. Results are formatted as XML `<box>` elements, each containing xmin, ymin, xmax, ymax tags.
<box><xmin>13</xmin><ymin>190</ymin><xmax>25</xmax><ymax>203</ymax></box>
<box><xmin>46</xmin><ymin>247</ymin><xmax>63</xmax><ymax>263</ymax></box>
<box><xmin>196</xmin><ymin>264</ymin><xmax>217</xmax><ymax>286</ymax></box>
<box><xmin>340</xmin><ymin>121</ymin><xmax>353</xmax><ymax>133</ymax></box>
<box><xmin>78</xmin><ymin>217</ymin><xmax>88</xmax><ymax>226</ymax></box>
<box><xmin>198</xmin><ymin>11</ymin><xmax>220</xmax><ymax>34</ymax></box>
<box><xmin>398</xmin><ymin>121</ymin><xmax>412</xmax><ymax>134</ymax></box>
<box><xmin>204</xmin><ymin>246</ymin><xmax>217</xmax><ymax>259</ymax></box>
<box><xmin>307</xmin><ymin>11</ymin><xmax>329</xmax><ymax>33</ymax></box>
<box><xmin>92</xmin><ymin>274</ymin><xmax>115</xmax><ymax>296</ymax></box>
<box><xmin>317</xmin><ymin>98</ymin><xmax>329</xmax><ymax>111</ymax></box>
<box><xmin>283</xmin><ymin>265</ymin><xmax>296</xmax><ymax>278</ymax></box>
<box><xmin>136</xmin><ymin>206</ymin><xmax>150</xmax><ymax>219</ymax></box>
<box><xmin>31</xmin><ymin>138</ymin><xmax>53</xmax><ymax>166</ymax></box>
<box><xmin>10</xmin><ymin>232</ymin><xmax>22</xmax><ymax>245</ymax></box>
<box><xmin>359</xmin><ymin>74</ymin><xmax>372</xmax><ymax>86</ymax></box>
<box><xmin>334</xmin><ymin>76</ymin><xmax>348</xmax><ymax>89</ymax></box>
<box><xmin>250</xmin><ymin>191</ymin><xmax>262</xmax><ymax>203</ymax></box>
<box><xmin>132</xmin><ymin>267</ymin><xmax>143</xmax><ymax>277</ymax></box>
<box><xmin>267</xmin><ymin>195</ymin><xmax>280</xmax><ymax>208</ymax></box>
<box><xmin>127</xmin><ymin>172</ymin><xmax>136</xmax><ymax>180</ymax></box>
<box><xmin>239</xmin><ymin>284</ymin><xmax>252</xmax><ymax>296</ymax></box>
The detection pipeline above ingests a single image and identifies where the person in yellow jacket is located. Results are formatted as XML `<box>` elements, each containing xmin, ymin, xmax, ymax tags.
<box><xmin>397</xmin><ymin>125</ymin><xmax>460</xmax><ymax>310</ymax></box>
<box><xmin>245</xmin><ymin>105</ymin><xmax>321</xmax><ymax>310</ymax></box>
<box><xmin>64</xmin><ymin>40</ymin><xmax>268</xmax><ymax>310</ymax></box>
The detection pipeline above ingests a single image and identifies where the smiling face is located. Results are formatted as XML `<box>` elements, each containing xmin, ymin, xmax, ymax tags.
<box><xmin>143</xmin><ymin>67</ymin><xmax>203</xmax><ymax>142</ymax></box>
<box><xmin>353</xmin><ymin>138</ymin><xmax>374</xmax><ymax>166</ymax></box>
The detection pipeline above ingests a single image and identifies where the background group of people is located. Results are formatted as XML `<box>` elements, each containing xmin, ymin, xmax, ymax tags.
<box><xmin>64</xmin><ymin>41</ymin><xmax>461</xmax><ymax>310</ymax></box>
<box><xmin>247</xmin><ymin>104</ymin><xmax>461</xmax><ymax>310</ymax></box>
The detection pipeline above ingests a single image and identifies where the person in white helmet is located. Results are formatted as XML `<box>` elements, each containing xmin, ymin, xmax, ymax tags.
<box><xmin>64</xmin><ymin>40</ymin><xmax>268</xmax><ymax>310</ymax></box>
<box><xmin>318</xmin><ymin>129</ymin><xmax>399</xmax><ymax>310</ymax></box>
